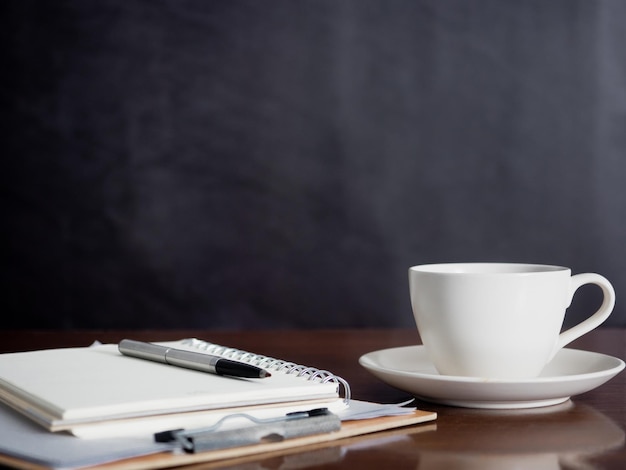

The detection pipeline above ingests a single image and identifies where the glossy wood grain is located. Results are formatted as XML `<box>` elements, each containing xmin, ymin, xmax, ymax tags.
<box><xmin>1</xmin><ymin>328</ymin><xmax>624</xmax><ymax>469</ymax></box>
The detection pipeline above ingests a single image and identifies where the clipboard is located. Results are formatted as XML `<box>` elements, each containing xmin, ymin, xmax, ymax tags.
<box><xmin>0</xmin><ymin>402</ymin><xmax>436</xmax><ymax>470</ymax></box>
<box><xmin>112</xmin><ymin>412</ymin><xmax>437</xmax><ymax>470</ymax></box>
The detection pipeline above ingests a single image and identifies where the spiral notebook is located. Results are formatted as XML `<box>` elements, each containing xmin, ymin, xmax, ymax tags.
<box><xmin>0</xmin><ymin>339</ymin><xmax>350</xmax><ymax>438</ymax></box>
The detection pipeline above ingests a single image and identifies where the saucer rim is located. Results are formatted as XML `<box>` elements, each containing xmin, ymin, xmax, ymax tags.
<box><xmin>359</xmin><ymin>345</ymin><xmax>625</xmax><ymax>384</ymax></box>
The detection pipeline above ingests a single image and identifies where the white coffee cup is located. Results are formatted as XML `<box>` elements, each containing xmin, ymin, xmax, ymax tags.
<box><xmin>409</xmin><ymin>263</ymin><xmax>615</xmax><ymax>379</ymax></box>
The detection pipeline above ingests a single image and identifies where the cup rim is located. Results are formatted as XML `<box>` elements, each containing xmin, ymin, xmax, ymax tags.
<box><xmin>409</xmin><ymin>263</ymin><xmax>569</xmax><ymax>275</ymax></box>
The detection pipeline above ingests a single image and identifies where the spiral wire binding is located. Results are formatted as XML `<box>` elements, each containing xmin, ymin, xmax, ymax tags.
<box><xmin>180</xmin><ymin>338</ymin><xmax>351</xmax><ymax>404</ymax></box>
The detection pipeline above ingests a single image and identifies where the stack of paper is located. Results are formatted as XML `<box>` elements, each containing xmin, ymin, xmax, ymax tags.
<box><xmin>0</xmin><ymin>340</ymin><xmax>436</xmax><ymax>469</ymax></box>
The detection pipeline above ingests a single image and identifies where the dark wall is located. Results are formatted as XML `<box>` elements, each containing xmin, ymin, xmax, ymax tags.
<box><xmin>2</xmin><ymin>0</ymin><xmax>625</xmax><ymax>329</ymax></box>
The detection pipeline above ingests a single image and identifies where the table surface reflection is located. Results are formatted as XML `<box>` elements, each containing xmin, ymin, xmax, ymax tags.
<box><xmin>0</xmin><ymin>328</ymin><xmax>624</xmax><ymax>469</ymax></box>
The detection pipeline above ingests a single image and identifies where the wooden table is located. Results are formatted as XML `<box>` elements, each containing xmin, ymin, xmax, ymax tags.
<box><xmin>1</xmin><ymin>328</ymin><xmax>624</xmax><ymax>469</ymax></box>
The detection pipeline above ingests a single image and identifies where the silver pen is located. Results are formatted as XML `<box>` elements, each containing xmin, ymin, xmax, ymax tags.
<box><xmin>118</xmin><ymin>339</ymin><xmax>271</xmax><ymax>378</ymax></box>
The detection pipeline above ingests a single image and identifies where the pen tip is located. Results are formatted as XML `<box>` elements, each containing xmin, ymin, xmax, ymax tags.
<box><xmin>261</xmin><ymin>370</ymin><xmax>271</xmax><ymax>378</ymax></box>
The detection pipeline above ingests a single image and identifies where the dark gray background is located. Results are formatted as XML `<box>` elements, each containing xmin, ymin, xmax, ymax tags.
<box><xmin>2</xmin><ymin>0</ymin><xmax>625</xmax><ymax>329</ymax></box>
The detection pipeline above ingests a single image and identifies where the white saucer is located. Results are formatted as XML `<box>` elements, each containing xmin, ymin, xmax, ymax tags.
<box><xmin>359</xmin><ymin>346</ymin><xmax>625</xmax><ymax>409</ymax></box>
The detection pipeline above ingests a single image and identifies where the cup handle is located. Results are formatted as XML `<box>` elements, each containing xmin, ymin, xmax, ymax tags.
<box><xmin>553</xmin><ymin>273</ymin><xmax>615</xmax><ymax>357</ymax></box>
